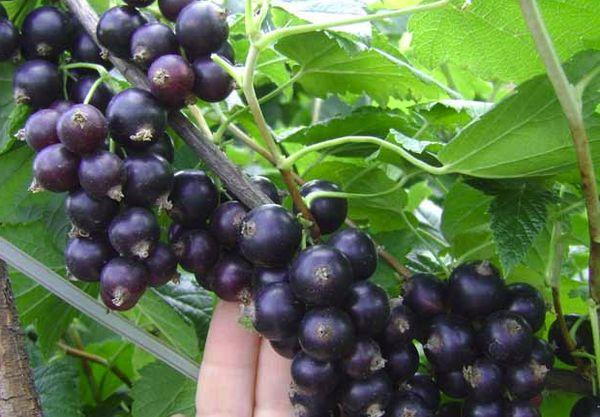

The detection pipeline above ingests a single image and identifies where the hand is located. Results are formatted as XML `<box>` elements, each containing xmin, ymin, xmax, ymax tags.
<box><xmin>196</xmin><ymin>301</ymin><xmax>293</xmax><ymax>417</ymax></box>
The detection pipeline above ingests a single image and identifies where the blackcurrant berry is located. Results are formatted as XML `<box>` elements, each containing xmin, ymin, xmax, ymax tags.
<box><xmin>462</xmin><ymin>359</ymin><xmax>503</xmax><ymax>401</ymax></box>
<box><xmin>32</xmin><ymin>143</ymin><xmax>80</xmax><ymax>192</ymax></box>
<box><xmin>191</xmin><ymin>57</ymin><xmax>234</xmax><ymax>102</ymax></box>
<box><xmin>570</xmin><ymin>396</ymin><xmax>600</xmax><ymax>417</ymax></box>
<box><xmin>505</xmin><ymin>283</ymin><xmax>546</xmax><ymax>333</ymax></box>
<box><xmin>292</xmin><ymin>351</ymin><xmax>339</xmax><ymax>394</ymax></box>
<box><xmin>0</xmin><ymin>18</ymin><xmax>19</xmax><ymax>61</ymax></box>
<box><xmin>505</xmin><ymin>359</ymin><xmax>549</xmax><ymax>400</ymax></box>
<box><xmin>128</xmin><ymin>133</ymin><xmax>175</xmax><ymax>163</ymax></box>
<box><xmin>403</xmin><ymin>273</ymin><xmax>447</xmax><ymax>317</ymax></box>
<box><xmin>148</xmin><ymin>54</ymin><xmax>195</xmax><ymax>108</ymax></box>
<box><xmin>344</xmin><ymin>280</ymin><xmax>390</xmax><ymax>336</ymax></box>
<box><xmin>97</xmin><ymin>6</ymin><xmax>146</xmax><ymax>58</ymax></box>
<box><xmin>424</xmin><ymin>315</ymin><xmax>475</xmax><ymax>372</ymax></box>
<box><xmin>100</xmin><ymin>257</ymin><xmax>148</xmax><ymax>311</ymax></box>
<box><xmin>23</xmin><ymin>109</ymin><xmax>60</xmax><ymax>152</ymax></box>
<box><xmin>251</xmin><ymin>175</ymin><xmax>281</xmax><ymax>204</ymax></box>
<box><xmin>211</xmin><ymin>253</ymin><xmax>253</xmax><ymax>302</ymax></box>
<box><xmin>13</xmin><ymin>60</ymin><xmax>61</xmax><ymax>108</ymax></box>
<box><xmin>477</xmin><ymin>311</ymin><xmax>533</xmax><ymax>365</ymax></box>
<box><xmin>66</xmin><ymin>189</ymin><xmax>118</xmax><ymax>234</ymax></box>
<box><xmin>299</xmin><ymin>307</ymin><xmax>355</xmax><ymax>361</ymax></box>
<box><xmin>123</xmin><ymin>154</ymin><xmax>173</xmax><ymax>208</ymax></box>
<box><xmin>270</xmin><ymin>336</ymin><xmax>300</xmax><ymax>359</ymax></box>
<box><xmin>341</xmin><ymin>337</ymin><xmax>386</xmax><ymax>379</ymax></box>
<box><xmin>71</xmin><ymin>31</ymin><xmax>112</xmax><ymax>69</ymax></box>
<box><xmin>158</xmin><ymin>0</ymin><xmax>194</xmax><ymax>21</ymax></box>
<box><xmin>21</xmin><ymin>6</ymin><xmax>72</xmax><ymax>60</ymax></box>
<box><xmin>399</xmin><ymin>374</ymin><xmax>440</xmax><ymax>410</ymax></box>
<box><xmin>435</xmin><ymin>370</ymin><xmax>468</xmax><ymax>399</ymax></box>
<box><xmin>388</xmin><ymin>396</ymin><xmax>433</xmax><ymax>417</ymax></box>
<box><xmin>383</xmin><ymin>302</ymin><xmax>419</xmax><ymax>347</ymax></box>
<box><xmin>57</xmin><ymin>104</ymin><xmax>108</xmax><ymax>155</ymax></box>
<box><xmin>462</xmin><ymin>399</ymin><xmax>503</xmax><ymax>417</ymax></box>
<box><xmin>108</xmin><ymin>207</ymin><xmax>160</xmax><ymax>258</ymax></box>
<box><xmin>436</xmin><ymin>402</ymin><xmax>463</xmax><ymax>417</ymax></box>
<box><xmin>124</xmin><ymin>0</ymin><xmax>156</xmax><ymax>7</ymax></box>
<box><xmin>217</xmin><ymin>41</ymin><xmax>235</xmax><ymax>64</ymax></box>
<box><xmin>253</xmin><ymin>282</ymin><xmax>304</xmax><ymax>341</ymax></box>
<box><xmin>209</xmin><ymin>200</ymin><xmax>247</xmax><ymax>248</ymax></box>
<box><xmin>385</xmin><ymin>342</ymin><xmax>419</xmax><ymax>383</ymax></box>
<box><xmin>253</xmin><ymin>267</ymin><xmax>289</xmax><ymax>290</ymax></box>
<box><xmin>50</xmin><ymin>100</ymin><xmax>74</xmax><ymax>114</ymax></box>
<box><xmin>65</xmin><ymin>236</ymin><xmax>115</xmax><ymax>282</ymax></box>
<box><xmin>69</xmin><ymin>76</ymin><xmax>114</xmax><ymax>113</ymax></box>
<box><xmin>290</xmin><ymin>245</ymin><xmax>353</xmax><ymax>306</ymax></box>
<box><xmin>289</xmin><ymin>389</ymin><xmax>336</xmax><ymax>417</ymax></box>
<box><xmin>172</xmin><ymin>229</ymin><xmax>219</xmax><ymax>275</ymax></box>
<box><xmin>299</xmin><ymin>180</ymin><xmax>347</xmax><ymax>234</ymax></box>
<box><xmin>167</xmin><ymin>222</ymin><xmax>186</xmax><ymax>243</ymax></box>
<box><xmin>339</xmin><ymin>373</ymin><xmax>393</xmax><ymax>417</ymax></box>
<box><xmin>548</xmin><ymin>314</ymin><xmax>593</xmax><ymax>365</ymax></box>
<box><xmin>175</xmin><ymin>1</ymin><xmax>228</xmax><ymax>58</ymax></box>
<box><xmin>239</xmin><ymin>204</ymin><xmax>302</xmax><ymax>267</ymax></box>
<box><xmin>168</xmin><ymin>170</ymin><xmax>219</xmax><ymax>227</ymax></box>
<box><xmin>448</xmin><ymin>261</ymin><xmax>506</xmax><ymax>318</ymax></box>
<box><xmin>79</xmin><ymin>150</ymin><xmax>125</xmax><ymax>200</ymax></box>
<box><xmin>328</xmin><ymin>228</ymin><xmax>377</xmax><ymax>280</ymax></box>
<box><xmin>504</xmin><ymin>401</ymin><xmax>540</xmax><ymax>417</ymax></box>
<box><xmin>530</xmin><ymin>337</ymin><xmax>555</xmax><ymax>369</ymax></box>
<box><xmin>106</xmin><ymin>88</ymin><xmax>167</xmax><ymax>148</ymax></box>
<box><xmin>144</xmin><ymin>242</ymin><xmax>179</xmax><ymax>287</ymax></box>
<box><xmin>131</xmin><ymin>23</ymin><xmax>178</xmax><ymax>68</ymax></box>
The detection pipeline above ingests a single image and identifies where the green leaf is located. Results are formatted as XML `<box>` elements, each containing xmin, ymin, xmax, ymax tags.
<box><xmin>275</xmin><ymin>31</ymin><xmax>444</xmax><ymax>104</ymax></box>
<box><xmin>34</xmin><ymin>357</ymin><xmax>83</xmax><ymax>417</ymax></box>
<box><xmin>408</xmin><ymin>0</ymin><xmax>600</xmax><ymax>83</ymax></box>
<box><xmin>0</xmin><ymin>63</ymin><xmax>29</xmax><ymax>154</ymax></box>
<box><xmin>488</xmin><ymin>184</ymin><xmax>554</xmax><ymax>272</ymax></box>
<box><xmin>131</xmin><ymin>362</ymin><xmax>196</xmax><ymax>417</ymax></box>
<box><xmin>437</xmin><ymin>51</ymin><xmax>600</xmax><ymax>178</ymax></box>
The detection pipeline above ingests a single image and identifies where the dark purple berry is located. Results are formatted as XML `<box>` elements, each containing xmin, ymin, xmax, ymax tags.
<box><xmin>168</xmin><ymin>170</ymin><xmax>219</xmax><ymax>227</ymax></box>
<box><xmin>289</xmin><ymin>389</ymin><xmax>336</xmax><ymax>417</ymax></box>
<box><xmin>66</xmin><ymin>189</ymin><xmax>118</xmax><ymax>234</ymax></box>
<box><xmin>23</xmin><ymin>109</ymin><xmax>60</xmax><ymax>151</ymax></box>
<box><xmin>148</xmin><ymin>54</ymin><xmax>195</xmax><ymax>108</ymax></box>
<box><xmin>253</xmin><ymin>267</ymin><xmax>289</xmax><ymax>290</ymax></box>
<box><xmin>124</xmin><ymin>0</ymin><xmax>156</xmax><ymax>7</ymax></box>
<box><xmin>385</xmin><ymin>343</ymin><xmax>419</xmax><ymax>383</ymax></box>
<box><xmin>172</xmin><ymin>229</ymin><xmax>219</xmax><ymax>275</ymax></box>
<box><xmin>345</xmin><ymin>280</ymin><xmax>390</xmax><ymax>336</ymax></box>
<box><xmin>71</xmin><ymin>31</ymin><xmax>112</xmax><ymax>69</ymax></box>
<box><xmin>505</xmin><ymin>360</ymin><xmax>549</xmax><ymax>400</ymax></box>
<box><xmin>158</xmin><ymin>0</ymin><xmax>194</xmax><ymax>21</ymax></box>
<box><xmin>477</xmin><ymin>311</ymin><xmax>533</xmax><ymax>365</ymax></box>
<box><xmin>399</xmin><ymin>374</ymin><xmax>441</xmax><ymax>410</ymax></box>
<box><xmin>65</xmin><ymin>236</ymin><xmax>115</xmax><ymax>282</ymax></box>
<box><xmin>123</xmin><ymin>154</ymin><xmax>173</xmax><ymax>208</ymax></box>
<box><xmin>0</xmin><ymin>18</ymin><xmax>19</xmax><ymax>61</ymax></box>
<box><xmin>57</xmin><ymin>104</ymin><xmax>108</xmax><ymax>155</ymax></box>
<box><xmin>106</xmin><ymin>88</ymin><xmax>168</xmax><ymax>148</ymax></box>
<box><xmin>290</xmin><ymin>245</ymin><xmax>353</xmax><ymax>306</ymax></box>
<box><xmin>79</xmin><ymin>150</ymin><xmax>125</xmax><ymax>200</ymax></box>
<box><xmin>328</xmin><ymin>228</ymin><xmax>377</xmax><ymax>280</ymax></box>
<box><xmin>339</xmin><ymin>373</ymin><xmax>393</xmax><ymax>417</ymax></box>
<box><xmin>548</xmin><ymin>314</ymin><xmax>593</xmax><ymax>365</ymax></box>
<box><xmin>217</xmin><ymin>41</ymin><xmax>235</xmax><ymax>63</ymax></box>
<box><xmin>403</xmin><ymin>273</ymin><xmax>447</xmax><ymax>317</ymax></box>
<box><xmin>131</xmin><ymin>23</ymin><xmax>178</xmax><ymax>68</ymax></box>
<box><xmin>108</xmin><ymin>207</ymin><xmax>160</xmax><ymax>259</ymax></box>
<box><xmin>383</xmin><ymin>302</ymin><xmax>419</xmax><ymax>346</ymax></box>
<box><xmin>462</xmin><ymin>359</ymin><xmax>503</xmax><ymax>401</ymax></box>
<box><xmin>424</xmin><ymin>315</ymin><xmax>475</xmax><ymax>372</ymax></box>
<box><xmin>251</xmin><ymin>175</ymin><xmax>281</xmax><ymax>204</ymax></box>
<box><xmin>144</xmin><ymin>242</ymin><xmax>179</xmax><ymax>287</ymax></box>
<box><xmin>175</xmin><ymin>1</ymin><xmax>228</xmax><ymax>58</ymax></box>
<box><xmin>341</xmin><ymin>337</ymin><xmax>385</xmax><ymax>379</ymax></box>
<box><xmin>299</xmin><ymin>180</ymin><xmax>347</xmax><ymax>234</ymax></box>
<box><xmin>209</xmin><ymin>201</ymin><xmax>247</xmax><ymax>248</ymax></box>
<box><xmin>292</xmin><ymin>352</ymin><xmax>339</xmax><ymax>394</ymax></box>
<box><xmin>505</xmin><ymin>283</ymin><xmax>546</xmax><ymax>332</ymax></box>
<box><xmin>211</xmin><ymin>253</ymin><xmax>253</xmax><ymax>302</ymax></box>
<box><xmin>299</xmin><ymin>307</ymin><xmax>355</xmax><ymax>361</ymax></box>
<box><xmin>14</xmin><ymin>60</ymin><xmax>61</xmax><ymax>108</ymax></box>
<box><xmin>462</xmin><ymin>399</ymin><xmax>503</xmax><ymax>417</ymax></box>
<box><xmin>436</xmin><ymin>402</ymin><xmax>463</xmax><ymax>417</ymax></box>
<box><xmin>253</xmin><ymin>282</ymin><xmax>304</xmax><ymax>341</ymax></box>
<box><xmin>128</xmin><ymin>133</ymin><xmax>175</xmax><ymax>163</ymax></box>
<box><xmin>448</xmin><ymin>261</ymin><xmax>506</xmax><ymax>318</ymax></box>
<box><xmin>168</xmin><ymin>222</ymin><xmax>186</xmax><ymax>243</ymax></box>
<box><xmin>505</xmin><ymin>401</ymin><xmax>540</xmax><ymax>417</ymax></box>
<box><xmin>530</xmin><ymin>338</ymin><xmax>554</xmax><ymax>369</ymax></box>
<box><xmin>435</xmin><ymin>370</ymin><xmax>468</xmax><ymax>399</ymax></box>
<box><xmin>32</xmin><ymin>143</ymin><xmax>80</xmax><ymax>192</ymax></box>
<box><xmin>239</xmin><ymin>204</ymin><xmax>302</xmax><ymax>267</ymax></box>
<box><xmin>270</xmin><ymin>336</ymin><xmax>300</xmax><ymax>359</ymax></box>
<box><xmin>388</xmin><ymin>396</ymin><xmax>433</xmax><ymax>417</ymax></box>
<box><xmin>191</xmin><ymin>56</ymin><xmax>234</xmax><ymax>102</ymax></box>
<box><xmin>69</xmin><ymin>76</ymin><xmax>114</xmax><ymax>113</ymax></box>
<box><xmin>50</xmin><ymin>100</ymin><xmax>74</xmax><ymax>114</ymax></box>
<box><xmin>570</xmin><ymin>396</ymin><xmax>600</xmax><ymax>417</ymax></box>
<box><xmin>21</xmin><ymin>6</ymin><xmax>72</xmax><ymax>60</ymax></box>
<box><xmin>97</xmin><ymin>6</ymin><xmax>146</xmax><ymax>58</ymax></box>
<box><xmin>100</xmin><ymin>257</ymin><xmax>148</xmax><ymax>310</ymax></box>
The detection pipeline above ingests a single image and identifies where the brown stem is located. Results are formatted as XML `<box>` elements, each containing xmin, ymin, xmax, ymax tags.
<box><xmin>68</xmin><ymin>328</ymin><xmax>100</xmax><ymax>402</ymax></box>
<box><xmin>0</xmin><ymin>261</ymin><xmax>43</xmax><ymax>417</ymax></box>
<box><xmin>546</xmin><ymin>369</ymin><xmax>592</xmax><ymax>395</ymax></box>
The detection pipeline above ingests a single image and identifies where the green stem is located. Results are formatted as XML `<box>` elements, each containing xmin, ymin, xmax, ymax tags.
<box><xmin>211</xmin><ymin>53</ymin><xmax>242</xmax><ymax>85</ymax></box>
<box><xmin>589</xmin><ymin>300</ymin><xmax>600</xmax><ymax>390</ymax></box>
<box><xmin>280</xmin><ymin>135</ymin><xmax>449</xmax><ymax>175</ymax></box>
<box><xmin>255</xmin><ymin>0</ymin><xmax>450</xmax><ymax>49</ymax></box>
<box><xmin>61</xmin><ymin>62</ymin><xmax>109</xmax><ymax>77</ymax></box>
<box><xmin>400</xmin><ymin>211</ymin><xmax>450</xmax><ymax>276</ymax></box>
<box><xmin>83</xmin><ymin>76</ymin><xmax>104</xmax><ymax>105</ymax></box>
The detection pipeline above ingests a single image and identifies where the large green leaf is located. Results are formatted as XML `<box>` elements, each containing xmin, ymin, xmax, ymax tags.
<box><xmin>437</xmin><ymin>51</ymin><xmax>600</xmax><ymax>178</ymax></box>
<box><xmin>408</xmin><ymin>0</ymin><xmax>600</xmax><ymax>83</ymax></box>
<box><xmin>34</xmin><ymin>357</ymin><xmax>83</xmax><ymax>417</ymax></box>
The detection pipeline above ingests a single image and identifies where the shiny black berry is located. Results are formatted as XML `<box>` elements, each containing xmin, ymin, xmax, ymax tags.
<box><xmin>289</xmin><ymin>389</ymin><xmax>336</xmax><ymax>417</ymax></box>
<box><xmin>435</xmin><ymin>370</ymin><xmax>468</xmax><ymax>399</ymax></box>
<box><xmin>299</xmin><ymin>307</ymin><xmax>355</xmax><ymax>361</ymax></box>
<box><xmin>505</xmin><ymin>283</ymin><xmax>546</xmax><ymax>333</ymax></box>
<box><xmin>217</xmin><ymin>41</ymin><xmax>235</xmax><ymax>63</ymax></box>
<box><xmin>23</xmin><ymin>109</ymin><xmax>61</xmax><ymax>152</ymax></box>
<box><xmin>211</xmin><ymin>253</ymin><xmax>253</xmax><ymax>302</ymax></box>
<box><xmin>144</xmin><ymin>242</ymin><xmax>179</xmax><ymax>287</ymax></box>
<box><xmin>462</xmin><ymin>359</ymin><xmax>503</xmax><ymax>401</ymax></box>
<box><xmin>328</xmin><ymin>228</ymin><xmax>377</xmax><ymax>280</ymax></box>
<box><xmin>57</xmin><ymin>104</ymin><xmax>108</xmax><ymax>155</ymax></box>
<box><xmin>100</xmin><ymin>257</ymin><xmax>148</xmax><ymax>310</ymax></box>
<box><xmin>251</xmin><ymin>175</ymin><xmax>281</xmax><ymax>204</ymax></box>
<box><xmin>388</xmin><ymin>396</ymin><xmax>433</xmax><ymax>417</ymax></box>
<box><xmin>548</xmin><ymin>314</ymin><xmax>593</xmax><ymax>365</ymax></box>
<box><xmin>14</xmin><ymin>60</ymin><xmax>61</xmax><ymax>108</ymax></box>
<box><xmin>158</xmin><ymin>0</ymin><xmax>194</xmax><ymax>21</ymax></box>
<box><xmin>253</xmin><ymin>267</ymin><xmax>289</xmax><ymax>290</ymax></box>
<box><xmin>477</xmin><ymin>311</ymin><xmax>533</xmax><ymax>365</ymax></box>
<box><xmin>69</xmin><ymin>76</ymin><xmax>114</xmax><ymax>113</ymax></box>
<box><xmin>505</xmin><ymin>359</ymin><xmax>549</xmax><ymax>400</ymax></box>
<box><xmin>172</xmin><ymin>229</ymin><xmax>219</xmax><ymax>275</ymax></box>
<box><xmin>209</xmin><ymin>201</ymin><xmax>247</xmax><ymax>248</ymax></box>
<box><xmin>385</xmin><ymin>342</ymin><xmax>419</xmax><ymax>383</ymax></box>
<box><xmin>65</xmin><ymin>236</ymin><xmax>115</xmax><ymax>282</ymax></box>
<box><xmin>71</xmin><ymin>31</ymin><xmax>112</xmax><ymax>69</ymax></box>
<box><xmin>21</xmin><ymin>6</ymin><xmax>72</xmax><ymax>60</ymax></box>
<box><xmin>50</xmin><ymin>100</ymin><xmax>73</xmax><ymax>114</ymax></box>
<box><xmin>462</xmin><ymin>399</ymin><xmax>503</xmax><ymax>417</ymax></box>
<box><xmin>292</xmin><ymin>351</ymin><xmax>339</xmax><ymax>394</ymax></box>
<box><xmin>300</xmin><ymin>180</ymin><xmax>347</xmax><ymax>234</ymax></box>
<box><xmin>253</xmin><ymin>282</ymin><xmax>304</xmax><ymax>341</ymax></box>
<box><xmin>344</xmin><ymin>280</ymin><xmax>390</xmax><ymax>336</ymax></box>
<box><xmin>131</xmin><ymin>23</ymin><xmax>178</xmax><ymax>68</ymax></box>
<box><xmin>123</xmin><ymin>154</ymin><xmax>173</xmax><ymax>208</ymax></box>
<box><xmin>168</xmin><ymin>170</ymin><xmax>219</xmax><ymax>227</ymax></box>
<box><xmin>339</xmin><ymin>373</ymin><xmax>393</xmax><ymax>417</ymax></box>
<box><xmin>530</xmin><ymin>338</ymin><xmax>555</xmax><ymax>369</ymax></box>
<box><xmin>124</xmin><ymin>0</ymin><xmax>156</xmax><ymax>7</ymax></box>
<box><xmin>127</xmin><ymin>133</ymin><xmax>175</xmax><ymax>163</ymax></box>
<box><xmin>383</xmin><ymin>302</ymin><xmax>419</xmax><ymax>347</ymax></box>
<box><xmin>403</xmin><ymin>273</ymin><xmax>447</xmax><ymax>317</ymax></box>
<box><xmin>32</xmin><ymin>143</ymin><xmax>80</xmax><ymax>193</ymax></box>
<box><xmin>448</xmin><ymin>261</ymin><xmax>506</xmax><ymax>318</ymax></box>
<box><xmin>148</xmin><ymin>54</ymin><xmax>195</xmax><ymax>108</ymax></box>
<box><xmin>191</xmin><ymin>56</ymin><xmax>234</xmax><ymax>102</ymax></box>
<box><xmin>0</xmin><ymin>18</ymin><xmax>19</xmax><ymax>61</ymax></box>
<box><xmin>270</xmin><ymin>336</ymin><xmax>300</xmax><ymax>359</ymax></box>
<box><xmin>66</xmin><ymin>189</ymin><xmax>118</xmax><ymax>234</ymax></box>
<box><xmin>175</xmin><ymin>1</ymin><xmax>228</xmax><ymax>58</ymax></box>
<box><xmin>341</xmin><ymin>337</ymin><xmax>385</xmax><ymax>379</ymax></box>
<box><xmin>79</xmin><ymin>150</ymin><xmax>125</xmax><ymax>200</ymax></box>
<box><xmin>108</xmin><ymin>207</ymin><xmax>160</xmax><ymax>259</ymax></box>
<box><xmin>570</xmin><ymin>396</ymin><xmax>600</xmax><ymax>417</ymax></box>
<box><xmin>424</xmin><ymin>315</ymin><xmax>475</xmax><ymax>372</ymax></box>
<box><xmin>505</xmin><ymin>401</ymin><xmax>540</xmax><ymax>417</ymax></box>
<box><xmin>399</xmin><ymin>374</ymin><xmax>440</xmax><ymax>410</ymax></box>
<box><xmin>97</xmin><ymin>6</ymin><xmax>146</xmax><ymax>58</ymax></box>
